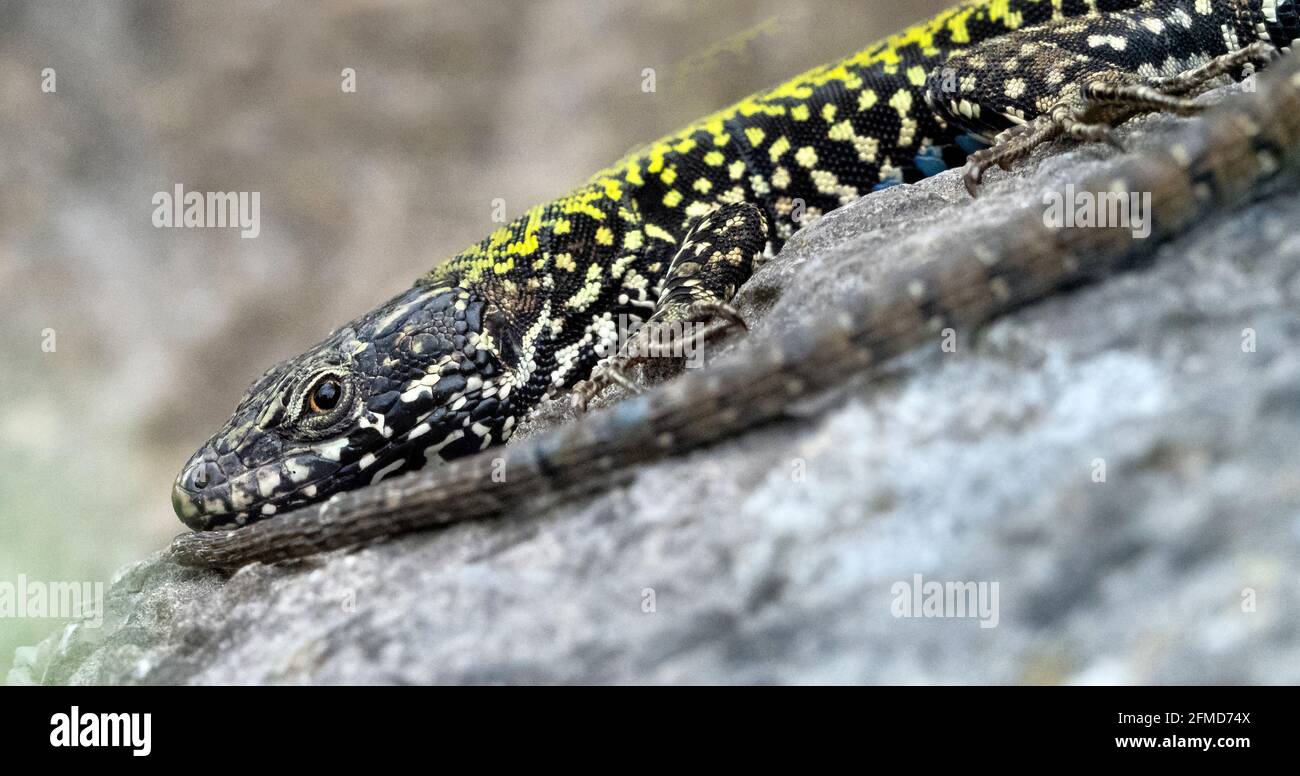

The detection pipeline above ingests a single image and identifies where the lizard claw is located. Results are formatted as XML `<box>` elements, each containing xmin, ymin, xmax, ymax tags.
<box><xmin>688</xmin><ymin>300</ymin><xmax>748</xmax><ymax>334</ymax></box>
<box><xmin>963</xmin><ymin>162</ymin><xmax>984</xmax><ymax>198</ymax></box>
<box><xmin>570</xmin><ymin>388</ymin><xmax>593</xmax><ymax>413</ymax></box>
<box><xmin>571</xmin><ymin>360</ymin><xmax>643</xmax><ymax>412</ymax></box>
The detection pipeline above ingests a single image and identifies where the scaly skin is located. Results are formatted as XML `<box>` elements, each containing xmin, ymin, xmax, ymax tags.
<box><xmin>172</xmin><ymin>48</ymin><xmax>1300</xmax><ymax>566</ymax></box>
<box><xmin>173</xmin><ymin>0</ymin><xmax>1296</xmax><ymax>532</ymax></box>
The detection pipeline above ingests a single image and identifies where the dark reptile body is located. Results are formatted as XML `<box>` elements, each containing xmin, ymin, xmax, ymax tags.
<box><xmin>174</xmin><ymin>0</ymin><xmax>1298</xmax><ymax>530</ymax></box>
<box><xmin>172</xmin><ymin>50</ymin><xmax>1300</xmax><ymax>566</ymax></box>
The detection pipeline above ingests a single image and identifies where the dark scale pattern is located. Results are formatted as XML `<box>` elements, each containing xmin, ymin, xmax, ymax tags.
<box><xmin>174</xmin><ymin>0</ymin><xmax>1295</xmax><ymax>529</ymax></box>
<box><xmin>929</xmin><ymin>0</ymin><xmax>1265</xmax><ymax>138</ymax></box>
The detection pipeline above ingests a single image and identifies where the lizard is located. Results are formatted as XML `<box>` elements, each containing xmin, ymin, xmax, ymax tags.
<box><xmin>170</xmin><ymin>52</ymin><xmax>1300</xmax><ymax>569</ymax></box>
<box><xmin>170</xmin><ymin>1</ymin><xmax>1297</xmax><ymax>561</ymax></box>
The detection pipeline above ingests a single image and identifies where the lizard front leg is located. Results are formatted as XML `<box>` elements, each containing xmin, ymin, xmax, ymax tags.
<box><xmin>572</xmin><ymin>201</ymin><xmax>768</xmax><ymax>409</ymax></box>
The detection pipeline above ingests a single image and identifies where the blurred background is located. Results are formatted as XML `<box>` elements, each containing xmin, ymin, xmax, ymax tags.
<box><xmin>0</xmin><ymin>0</ymin><xmax>950</xmax><ymax>671</ymax></box>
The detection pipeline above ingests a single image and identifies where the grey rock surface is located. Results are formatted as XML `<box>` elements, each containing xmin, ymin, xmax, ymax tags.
<box><xmin>12</xmin><ymin>88</ymin><xmax>1300</xmax><ymax>685</ymax></box>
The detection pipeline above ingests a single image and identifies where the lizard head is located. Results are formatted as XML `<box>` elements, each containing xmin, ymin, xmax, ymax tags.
<box><xmin>172</xmin><ymin>284</ymin><xmax>519</xmax><ymax>530</ymax></box>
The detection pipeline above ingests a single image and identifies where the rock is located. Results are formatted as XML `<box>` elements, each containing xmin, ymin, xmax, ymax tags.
<box><xmin>17</xmin><ymin>86</ymin><xmax>1300</xmax><ymax>684</ymax></box>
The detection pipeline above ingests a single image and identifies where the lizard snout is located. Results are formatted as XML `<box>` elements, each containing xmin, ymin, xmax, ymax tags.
<box><xmin>172</xmin><ymin>459</ymin><xmax>228</xmax><ymax>530</ymax></box>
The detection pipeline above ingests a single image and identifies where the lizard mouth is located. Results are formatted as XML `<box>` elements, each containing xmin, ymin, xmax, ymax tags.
<box><xmin>172</xmin><ymin>452</ymin><xmax>338</xmax><ymax>530</ymax></box>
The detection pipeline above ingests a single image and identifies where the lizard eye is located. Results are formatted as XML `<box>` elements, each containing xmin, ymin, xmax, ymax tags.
<box><xmin>308</xmin><ymin>377</ymin><xmax>342</xmax><ymax>413</ymax></box>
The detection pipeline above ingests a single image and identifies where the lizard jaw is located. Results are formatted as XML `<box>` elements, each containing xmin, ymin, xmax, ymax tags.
<box><xmin>172</xmin><ymin>452</ymin><xmax>338</xmax><ymax>530</ymax></box>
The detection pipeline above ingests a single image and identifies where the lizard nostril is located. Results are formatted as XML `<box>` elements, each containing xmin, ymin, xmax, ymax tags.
<box><xmin>183</xmin><ymin>461</ymin><xmax>224</xmax><ymax>491</ymax></box>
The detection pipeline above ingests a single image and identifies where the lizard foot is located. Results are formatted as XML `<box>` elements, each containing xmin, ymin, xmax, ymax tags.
<box><xmin>960</xmin><ymin>42</ymin><xmax>1280</xmax><ymax>197</ymax></box>
<box><xmin>571</xmin><ymin>301</ymin><xmax>747</xmax><ymax>412</ymax></box>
